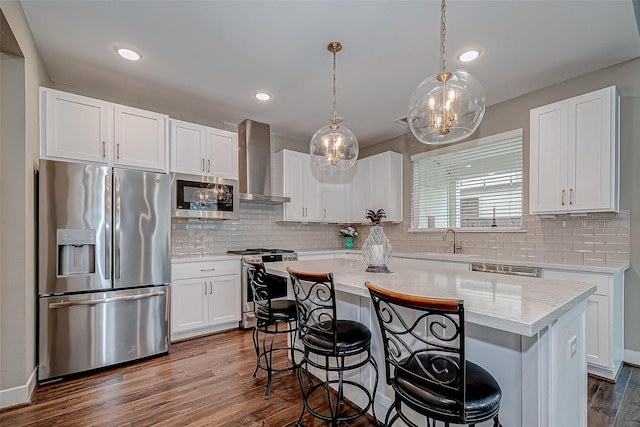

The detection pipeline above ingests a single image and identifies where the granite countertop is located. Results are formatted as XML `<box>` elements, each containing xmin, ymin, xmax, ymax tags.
<box><xmin>265</xmin><ymin>258</ymin><xmax>596</xmax><ymax>337</ymax></box>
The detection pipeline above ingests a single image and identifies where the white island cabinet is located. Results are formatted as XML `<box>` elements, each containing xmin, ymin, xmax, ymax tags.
<box><xmin>170</xmin><ymin>259</ymin><xmax>241</xmax><ymax>341</ymax></box>
<box><xmin>266</xmin><ymin>258</ymin><xmax>595</xmax><ymax>427</ymax></box>
<box><xmin>40</xmin><ymin>87</ymin><xmax>168</xmax><ymax>172</ymax></box>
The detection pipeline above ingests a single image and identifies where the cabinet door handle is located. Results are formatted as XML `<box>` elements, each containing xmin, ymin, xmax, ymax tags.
<box><xmin>561</xmin><ymin>189</ymin><xmax>566</xmax><ymax>206</ymax></box>
<box><xmin>569</xmin><ymin>188</ymin><xmax>574</xmax><ymax>205</ymax></box>
<box><xmin>200</xmin><ymin>268</ymin><xmax>216</xmax><ymax>272</ymax></box>
<box><xmin>301</xmin><ymin>207</ymin><xmax>304</xmax><ymax>217</ymax></box>
<box><xmin>102</xmin><ymin>141</ymin><xmax>106</xmax><ymax>158</ymax></box>
<box><xmin>116</xmin><ymin>143</ymin><xmax>120</xmax><ymax>159</ymax></box>
<box><xmin>323</xmin><ymin>208</ymin><xmax>326</xmax><ymax>218</ymax></box>
<box><xmin>204</xmin><ymin>282</ymin><xmax>207</xmax><ymax>295</ymax></box>
<box><xmin>202</xmin><ymin>158</ymin><xmax>205</xmax><ymax>172</ymax></box>
<box><xmin>207</xmin><ymin>160</ymin><xmax>211</xmax><ymax>173</ymax></box>
<box><xmin>209</xmin><ymin>281</ymin><xmax>213</xmax><ymax>294</ymax></box>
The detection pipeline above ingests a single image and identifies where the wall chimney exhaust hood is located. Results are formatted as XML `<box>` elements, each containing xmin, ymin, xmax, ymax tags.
<box><xmin>238</xmin><ymin>119</ymin><xmax>290</xmax><ymax>204</ymax></box>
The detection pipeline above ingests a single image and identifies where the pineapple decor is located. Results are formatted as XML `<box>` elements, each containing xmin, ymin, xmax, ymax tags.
<box><xmin>362</xmin><ymin>209</ymin><xmax>392</xmax><ymax>273</ymax></box>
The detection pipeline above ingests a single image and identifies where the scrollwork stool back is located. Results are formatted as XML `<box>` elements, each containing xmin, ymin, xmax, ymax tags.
<box><xmin>366</xmin><ymin>282</ymin><xmax>502</xmax><ymax>427</ymax></box>
<box><xmin>287</xmin><ymin>267</ymin><xmax>379</xmax><ymax>426</ymax></box>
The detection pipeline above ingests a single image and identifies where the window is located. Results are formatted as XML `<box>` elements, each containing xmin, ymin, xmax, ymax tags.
<box><xmin>411</xmin><ymin>129</ymin><xmax>523</xmax><ymax>230</ymax></box>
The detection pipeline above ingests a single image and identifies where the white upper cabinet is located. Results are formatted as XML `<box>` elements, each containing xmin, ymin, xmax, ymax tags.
<box><xmin>170</xmin><ymin>119</ymin><xmax>238</xmax><ymax>180</ymax></box>
<box><xmin>170</xmin><ymin>119</ymin><xmax>207</xmax><ymax>174</ymax></box>
<box><xmin>206</xmin><ymin>127</ymin><xmax>239</xmax><ymax>180</ymax></box>
<box><xmin>273</xmin><ymin>149</ymin><xmax>401</xmax><ymax>224</ymax></box>
<box><xmin>273</xmin><ymin>150</ymin><xmax>321</xmax><ymax>221</ymax></box>
<box><xmin>530</xmin><ymin>86</ymin><xmax>619</xmax><ymax>214</ymax></box>
<box><xmin>40</xmin><ymin>87</ymin><xmax>168</xmax><ymax>172</ymax></box>
<box><xmin>350</xmin><ymin>151</ymin><xmax>403</xmax><ymax>223</ymax></box>
<box><xmin>114</xmin><ymin>105</ymin><xmax>167</xmax><ymax>172</ymax></box>
<box><xmin>41</xmin><ymin>88</ymin><xmax>112</xmax><ymax>164</ymax></box>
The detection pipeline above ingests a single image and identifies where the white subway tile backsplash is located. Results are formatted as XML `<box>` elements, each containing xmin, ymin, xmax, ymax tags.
<box><xmin>172</xmin><ymin>207</ymin><xmax>630</xmax><ymax>268</ymax></box>
<box><xmin>606</xmin><ymin>235</ymin><xmax>630</xmax><ymax>245</ymax></box>
<box><xmin>595</xmin><ymin>244</ymin><xmax>618</xmax><ymax>253</ymax></box>
<box><xmin>606</xmin><ymin>253</ymin><xmax>629</xmax><ymax>263</ymax></box>
<box><xmin>563</xmin><ymin>252</ymin><xmax>584</xmax><ymax>265</ymax></box>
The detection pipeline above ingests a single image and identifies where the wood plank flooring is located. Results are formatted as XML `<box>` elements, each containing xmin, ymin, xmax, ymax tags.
<box><xmin>1</xmin><ymin>329</ymin><xmax>639</xmax><ymax>426</ymax></box>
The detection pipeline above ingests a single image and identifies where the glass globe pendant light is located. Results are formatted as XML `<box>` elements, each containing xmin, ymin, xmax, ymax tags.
<box><xmin>408</xmin><ymin>0</ymin><xmax>485</xmax><ymax>145</ymax></box>
<box><xmin>310</xmin><ymin>41</ymin><xmax>359</xmax><ymax>171</ymax></box>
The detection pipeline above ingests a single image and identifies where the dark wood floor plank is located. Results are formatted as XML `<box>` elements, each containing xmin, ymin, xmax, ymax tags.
<box><xmin>591</xmin><ymin>365</ymin><xmax>633</xmax><ymax>418</ymax></box>
<box><xmin>1</xmin><ymin>329</ymin><xmax>637</xmax><ymax>427</ymax></box>
<box><xmin>614</xmin><ymin>367</ymin><xmax>640</xmax><ymax>426</ymax></box>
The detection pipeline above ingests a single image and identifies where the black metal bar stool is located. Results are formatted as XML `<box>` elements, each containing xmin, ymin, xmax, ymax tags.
<box><xmin>244</xmin><ymin>259</ymin><xmax>301</xmax><ymax>400</ymax></box>
<box><xmin>287</xmin><ymin>267</ymin><xmax>378</xmax><ymax>426</ymax></box>
<box><xmin>365</xmin><ymin>282</ymin><xmax>502</xmax><ymax>427</ymax></box>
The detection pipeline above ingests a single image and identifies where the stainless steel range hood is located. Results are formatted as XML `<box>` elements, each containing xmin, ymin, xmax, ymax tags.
<box><xmin>238</xmin><ymin>119</ymin><xmax>290</xmax><ymax>204</ymax></box>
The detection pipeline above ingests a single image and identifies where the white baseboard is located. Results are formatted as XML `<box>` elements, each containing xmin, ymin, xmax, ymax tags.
<box><xmin>624</xmin><ymin>349</ymin><xmax>640</xmax><ymax>366</ymax></box>
<box><xmin>0</xmin><ymin>368</ymin><xmax>36</xmax><ymax>409</ymax></box>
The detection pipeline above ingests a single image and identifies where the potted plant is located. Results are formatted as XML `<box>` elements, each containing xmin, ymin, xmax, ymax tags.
<box><xmin>339</xmin><ymin>226</ymin><xmax>358</xmax><ymax>249</ymax></box>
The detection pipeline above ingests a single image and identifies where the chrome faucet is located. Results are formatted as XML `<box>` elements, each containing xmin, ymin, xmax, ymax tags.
<box><xmin>442</xmin><ymin>229</ymin><xmax>462</xmax><ymax>254</ymax></box>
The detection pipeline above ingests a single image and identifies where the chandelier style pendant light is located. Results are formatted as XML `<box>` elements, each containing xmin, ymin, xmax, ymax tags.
<box><xmin>310</xmin><ymin>41</ymin><xmax>359</xmax><ymax>171</ymax></box>
<box><xmin>408</xmin><ymin>0</ymin><xmax>485</xmax><ymax>145</ymax></box>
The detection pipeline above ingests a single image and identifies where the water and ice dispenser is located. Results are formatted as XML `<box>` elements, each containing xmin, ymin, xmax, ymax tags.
<box><xmin>57</xmin><ymin>229</ymin><xmax>96</xmax><ymax>276</ymax></box>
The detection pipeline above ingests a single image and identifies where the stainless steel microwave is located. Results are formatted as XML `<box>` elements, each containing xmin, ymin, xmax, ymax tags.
<box><xmin>170</xmin><ymin>173</ymin><xmax>239</xmax><ymax>220</ymax></box>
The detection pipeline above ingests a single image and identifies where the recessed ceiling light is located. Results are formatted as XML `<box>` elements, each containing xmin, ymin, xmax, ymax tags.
<box><xmin>117</xmin><ymin>48</ymin><xmax>141</xmax><ymax>61</ymax></box>
<box><xmin>458</xmin><ymin>49</ymin><xmax>480</xmax><ymax>63</ymax></box>
<box><xmin>255</xmin><ymin>92</ymin><xmax>271</xmax><ymax>101</ymax></box>
<box><xmin>465</xmin><ymin>164</ymin><xmax>472</xmax><ymax>168</ymax></box>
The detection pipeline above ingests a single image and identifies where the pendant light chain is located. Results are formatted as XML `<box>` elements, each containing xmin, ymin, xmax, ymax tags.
<box><xmin>332</xmin><ymin>49</ymin><xmax>337</xmax><ymax>125</ymax></box>
<box><xmin>440</xmin><ymin>0</ymin><xmax>447</xmax><ymax>73</ymax></box>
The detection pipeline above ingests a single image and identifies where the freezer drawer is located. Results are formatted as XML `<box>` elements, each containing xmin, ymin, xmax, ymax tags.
<box><xmin>38</xmin><ymin>286</ymin><xmax>169</xmax><ymax>382</ymax></box>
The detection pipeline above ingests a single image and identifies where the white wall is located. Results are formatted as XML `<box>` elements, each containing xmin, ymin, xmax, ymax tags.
<box><xmin>0</xmin><ymin>1</ymin><xmax>50</xmax><ymax>408</ymax></box>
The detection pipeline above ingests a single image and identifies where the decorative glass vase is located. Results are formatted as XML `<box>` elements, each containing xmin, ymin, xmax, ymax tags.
<box><xmin>344</xmin><ymin>236</ymin><xmax>353</xmax><ymax>249</ymax></box>
<box><xmin>362</xmin><ymin>224</ymin><xmax>392</xmax><ymax>273</ymax></box>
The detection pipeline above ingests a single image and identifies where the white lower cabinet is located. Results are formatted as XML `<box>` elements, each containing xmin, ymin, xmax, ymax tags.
<box><xmin>171</xmin><ymin>259</ymin><xmax>241</xmax><ymax>341</ymax></box>
<box><xmin>543</xmin><ymin>269</ymin><xmax>624</xmax><ymax>381</ymax></box>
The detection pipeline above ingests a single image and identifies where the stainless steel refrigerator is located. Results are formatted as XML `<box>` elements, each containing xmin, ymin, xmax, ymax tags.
<box><xmin>38</xmin><ymin>159</ymin><xmax>171</xmax><ymax>382</ymax></box>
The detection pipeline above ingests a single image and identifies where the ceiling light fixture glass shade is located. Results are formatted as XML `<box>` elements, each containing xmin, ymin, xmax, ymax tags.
<box><xmin>310</xmin><ymin>41</ymin><xmax>359</xmax><ymax>171</ymax></box>
<box><xmin>408</xmin><ymin>0</ymin><xmax>485</xmax><ymax>145</ymax></box>
<box><xmin>117</xmin><ymin>48</ymin><xmax>140</xmax><ymax>61</ymax></box>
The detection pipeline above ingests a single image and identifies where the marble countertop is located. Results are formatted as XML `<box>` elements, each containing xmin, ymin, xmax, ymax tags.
<box><xmin>171</xmin><ymin>249</ymin><xmax>629</xmax><ymax>274</ymax></box>
<box><xmin>296</xmin><ymin>249</ymin><xmax>629</xmax><ymax>274</ymax></box>
<box><xmin>265</xmin><ymin>258</ymin><xmax>596</xmax><ymax>337</ymax></box>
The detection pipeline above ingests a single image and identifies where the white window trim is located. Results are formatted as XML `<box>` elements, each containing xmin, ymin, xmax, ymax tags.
<box><xmin>410</xmin><ymin>129</ymin><xmax>523</xmax><ymax>162</ymax></box>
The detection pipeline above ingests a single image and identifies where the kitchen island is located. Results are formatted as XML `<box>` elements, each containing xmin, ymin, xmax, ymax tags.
<box><xmin>266</xmin><ymin>258</ymin><xmax>596</xmax><ymax>427</ymax></box>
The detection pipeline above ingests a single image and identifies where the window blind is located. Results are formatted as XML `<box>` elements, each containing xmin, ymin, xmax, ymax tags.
<box><xmin>411</xmin><ymin>133</ymin><xmax>523</xmax><ymax>230</ymax></box>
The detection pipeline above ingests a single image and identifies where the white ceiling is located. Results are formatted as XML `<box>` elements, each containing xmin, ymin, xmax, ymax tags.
<box><xmin>20</xmin><ymin>0</ymin><xmax>640</xmax><ymax>147</ymax></box>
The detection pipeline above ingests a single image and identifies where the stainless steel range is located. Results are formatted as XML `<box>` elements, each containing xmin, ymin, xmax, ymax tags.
<box><xmin>227</xmin><ymin>249</ymin><xmax>298</xmax><ymax>329</ymax></box>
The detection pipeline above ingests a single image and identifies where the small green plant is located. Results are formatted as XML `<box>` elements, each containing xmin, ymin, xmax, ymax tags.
<box><xmin>339</xmin><ymin>226</ymin><xmax>358</xmax><ymax>238</ymax></box>
<box><xmin>365</xmin><ymin>209</ymin><xmax>386</xmax><ymax>225</ymax></box>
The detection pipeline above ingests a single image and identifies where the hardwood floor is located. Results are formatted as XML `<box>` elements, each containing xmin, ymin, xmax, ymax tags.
<box><xmin>0</xmin><ymin>329</ymin><xmax>375</xmax><ymax>427</ymax></box>
<box><xmin>1</xmin><ymin>329</ymin><xmax>639</xmax><ymax>426</ymax></box>
<box><xmin>589</xmin><ymin>364</ymin><xmax>640</xmax><ymax>427</ymax></box>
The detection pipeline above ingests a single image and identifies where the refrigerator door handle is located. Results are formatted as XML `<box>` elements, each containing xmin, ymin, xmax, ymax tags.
<box><xmin>105</xmin><ymin>174</ymin><xmax>112</xmax><ymax>280</ymax></box>
<box><xmin>48</xmin><ymin>291</ymin><xmax>165</xmax><ymax>309</ymax></box>
<box><xmin>114</xmin><ymin>175</ymin><xmax>121</xmax><ymax>280</ymax></box>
